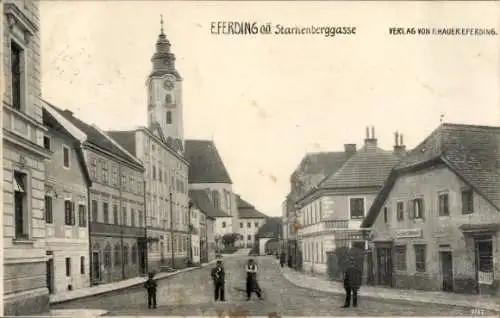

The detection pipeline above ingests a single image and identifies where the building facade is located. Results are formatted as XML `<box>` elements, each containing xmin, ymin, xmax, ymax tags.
<box><xmin>108</xmin><ymin>22</ymin><xmax>190</xmax><ymax>271</ymax></box>
<box><xmin>237</xmin><ymin>195</ymin><xmax>268</xmax><ymax>248</ymax></box>
<box><xmin>284</xmin><ymin>145</ymin><xmax>357</xmax><ymax>270</ymax></box>
<box><xmin>189</xmin><ymin>189</ymin><xmax>224</xmax><ymax>260</ymax></box>
<box><xmin>296</xmin><ymin>128</ymin><xmax>403</xmax><ymax>277</ymax></box>
<box><xmin>3</xmin><ymin>1</ymin><xmax>51</xmax><ymax>315</ymax></box>
<box><xmin>185</xmin><ymin>139</ymin><xmax>240</xmax><ymax>240</ymax></box>
<box><xmin>42</xmin><ymin>104</ymin><xmax>92</xmax><ymax>296</ymax></box>
<box><xmin>46</xmin><ymin>102</ymin><xmax>147</xmax><ymax>285</ymax></box>
<box><xmin>363</xmin><ymin>123</ymin><xmax>500</xmax><ymax>296</ymax></box>
<box><xmin>189</xmin><ymin>203</ymin><xmax>201</xmax><ymax>264</ymax></box>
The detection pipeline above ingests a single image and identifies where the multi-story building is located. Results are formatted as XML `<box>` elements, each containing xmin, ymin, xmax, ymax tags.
<box><xmin>363</xmin><ymin>123</ymin><xmax>500</xmax><ymax>295</ymax></box>
<box><xmin>42</xmin><ymin>104</ymin><xmax>92</xmax><ymax>296</ymax></box>
<box><xmin>185</xmin><ymin>139</ymin><xmax>239</xmax><ymax>241</ymax></box>
<box><xmin>236</xmin><ymin>195</ymin><xmax>268</xmax><ymax>248</ymax></box>
<box><xmin>45</xmin><ymin>102</ymin><xmax>147</xmax><ymax>285</ymax></box>
<box><xmin>2</xmin><ymin>1</ymin><xmax>51</xmax><ymax>315</ymax></box>
<box><xmin>296</xmin><ymin>127</ymin><xmax>403</xmax><ymax>277</ymax></box>
<box><xmin>189</xmin><ymin>189</ymin><xmax>223</xmax><ymax>261</ymax></box>
<box><xmin>285</xmin><ymin>141</ymin><xmax>357</xmax><ymax>269</ymax></box>
<box><xmin>189</xmin><ymin>200</ymin><xmax>201</xmax><ymax>264</ymax></box>
<box><xmin>108</xmin><ymin>21</ymin><xmax>189</xmax><ymax>270</ymax></box>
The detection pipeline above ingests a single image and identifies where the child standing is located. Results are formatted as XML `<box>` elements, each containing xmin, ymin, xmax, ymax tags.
<box><xmin>144</xmin><ymin>272</ymin><xmax>157</xmax><ymax>309</ymax></box>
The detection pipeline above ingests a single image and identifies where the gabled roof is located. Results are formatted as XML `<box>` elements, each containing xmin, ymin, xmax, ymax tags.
<box><xmin>107</xmin><ymin>130</ymin><xmax>137</xmax><ymax>156</ymax></box>
<box><xmin>255</xmin><ymin>217</ymin><xmax>283</xmax><ymax>239</ymax></box>
<box><xmin>189</xmin><ymin>189</ymin><xmax>230</xmax><ymax>218</ymax></box>
<box><xmin>318</xmin><ymin>144</ymin><xmax>401</xmax><ymax>189</ymax></box>
<box><xmin>362</xmin><ymin>123</ymin><xmax>500</xmax><ymax>228</ymax></box>
<box><xmin>184</xmin><ymin>139</ymin><xmax>232</xmax><ymax>184</ymax></box>
<box><xmin>293</xmin><ymin>151</ymin><xmax>352</xmax><ymax>178</ymax></box>
<box><xmin>45</xmin><ymin>101</ymin><xmax>143</xmax><ymax>170</ymax></box>
<box><xmin>236</xmin><ymin>195</ymin><xmax>268</xmax><ymax>219</ymax></box>
<box><xmin>42</xmin><ymin>105</ymin><xmax>92</xmax><ymax>187</ymax></box>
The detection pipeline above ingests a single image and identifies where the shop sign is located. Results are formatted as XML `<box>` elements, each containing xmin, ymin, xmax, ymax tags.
<box><xmin>395</xmin><ymin>228</ymin><xmax>422</xmax><ymax>239</ymax></box>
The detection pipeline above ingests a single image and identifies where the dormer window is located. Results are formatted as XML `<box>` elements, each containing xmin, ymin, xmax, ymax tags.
<box><xmin>165</xmin><ymin>94</ymin><xmax>173</xmax><ymax>105</ymax></box>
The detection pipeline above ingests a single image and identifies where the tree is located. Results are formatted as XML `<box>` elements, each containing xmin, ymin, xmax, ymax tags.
<box><xmin>222</xmin><ymin>233</ymin><xmax>241</xmax><ymax>247</ymax></box>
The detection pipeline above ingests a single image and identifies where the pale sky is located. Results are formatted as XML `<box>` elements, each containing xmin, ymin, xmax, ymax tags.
<box><xmin>40</xmin><ymin>1</ymin><xmax>500</xmax><ymax>217</ymax></box>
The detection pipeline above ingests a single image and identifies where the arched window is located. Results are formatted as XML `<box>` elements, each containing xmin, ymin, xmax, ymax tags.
<box><xmin>131</xmin><ymin>244</ymin><xmax>137</xmax><ymax>264</ymax></box>
<box><xmin>104</xmin><ymin>243</ymin><xmax>111</xmax><ymax>268</ymax></box>
<box><xmin>123</xmin><ymin>244</ymin><xmax>129</xmax><ymax>266</ymax></box>
<box><xmin>114</xmin><ymin>243</ymin><xmax>121</xmax><ymax>266</ymax></box>
<box><xmin>166</xmin><ymin>111</ymin><xmax>172</xmax><ymax>124</ymax></box>
<box><xmin>165</xmin><ymin>94</ymin><xmax>172</xmax><ymax>105</ymax></box>
<box><xmin>212</xmin><ymin>190</ymin><xmax>220</xmax><ymax>209</ymax></box>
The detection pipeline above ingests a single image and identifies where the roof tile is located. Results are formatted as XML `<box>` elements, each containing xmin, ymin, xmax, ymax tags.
<box><xmin>185</xmin><ymin>140</ymin><xmax>232</xmax><ymax>184</ymax></box>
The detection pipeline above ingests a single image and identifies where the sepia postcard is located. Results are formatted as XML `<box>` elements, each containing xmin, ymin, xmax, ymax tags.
<box><xmin>0</xmin><ymin>0</ymin><xmax>499</xmax><ymax>317</ymax></box>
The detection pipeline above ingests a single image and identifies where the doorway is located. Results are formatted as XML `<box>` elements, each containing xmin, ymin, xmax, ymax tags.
<box><xmin>46</xmin><ymin>258</ymin><xmax>54</xmax><ymax>294</ymax></box>
<box><xmin>376</xmin><ymin>247</ymin><xmax>392</xmax><ymax>286</ymax></box>
<box><xmin>92</xmin><ymin>251</ymin><xmax>100</xmax><ymax>282</ymax></box>
<box><xmin>440</xmin><ymin>251</ymin><xmax>453</xmax><ymax>292</ymax></box>
<box><xmin>138</xmin><ymin>242</ymin><xmax>147</xmax><ymax>274</ymax></box>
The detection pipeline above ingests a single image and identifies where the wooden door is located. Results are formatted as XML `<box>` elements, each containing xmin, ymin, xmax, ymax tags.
<box><xmin>366</xmin><ymin>250</ymin><xmax>374</xmax><ymax>285</ymax></box>
<box><xmin>92</xmin><ymin>251</ymin><xmax>100</xmax><ymax>281</ymax></box>
<box><xmin>376</xmin><ymin>247</ymin><xmax>392</xmax><ymax>286</ymax></box>
<box><xmin>46</xmin><ymin>259</ymin><xmax>54</xmax><ymax>294</ymax></box>
<box><xmin>440</xmin><ymin>251</ymin><xmax>453</xmax><ymax>292</ymax></box>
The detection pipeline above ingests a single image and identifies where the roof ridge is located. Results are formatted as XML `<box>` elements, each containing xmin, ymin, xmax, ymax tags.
<box><xmin>92</xmin><ymin>124</ymin><xmax>143</xmax><ymax>167</ymax></box>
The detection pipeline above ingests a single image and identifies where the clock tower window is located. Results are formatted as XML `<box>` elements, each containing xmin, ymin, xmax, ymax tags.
<box><xmin>166</xmin><ymin>111</ymin><xmax>172</xmax><ymax>124</ymax></box>
<box><xmin>165</xmin><ymin>94</ymin><xmax>172</xmax><ymax>105</ymax></box>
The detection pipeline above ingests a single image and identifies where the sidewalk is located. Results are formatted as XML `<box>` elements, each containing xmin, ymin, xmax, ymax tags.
<box><xmin>280</xmin><ymin>265</ymin><xmax>500</xmax><ymax>312</ymax></box>
<box><xmin>50</xmin><ymin>256</ymin><xmax>230</xmax><ymax>305</ymax></box>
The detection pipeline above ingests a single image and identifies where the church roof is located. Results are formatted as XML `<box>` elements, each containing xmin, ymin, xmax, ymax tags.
<box><xmin>189</xmin><ymin>189</ymin><xmax>229</xmax><ymax>219</ymax></box>
<box><xmin>184</xmin><ymin>139</ymin><xmax>233</xmax><ymax>184</ymax></box>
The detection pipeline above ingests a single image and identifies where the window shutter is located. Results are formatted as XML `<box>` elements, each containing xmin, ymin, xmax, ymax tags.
<box><xmin>72</xmin><ymin>202</ymin><xmax>76</xmax><ymax>225</ymax></box>
<box><xmin>408</xmin><ymin>200</ymin><xmax>414</xmax><ymax>219</ymax></box>
<box><xmin>420</xmin><ymin>199</ymin><xmax>425</xmax><ymax>219</ymax></box>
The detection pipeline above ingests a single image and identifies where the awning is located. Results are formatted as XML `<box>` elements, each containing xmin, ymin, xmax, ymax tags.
<box><xmin>13</xmin><ymin>174</ymin><xmax>25</xmax><ymax>193</ymax></box>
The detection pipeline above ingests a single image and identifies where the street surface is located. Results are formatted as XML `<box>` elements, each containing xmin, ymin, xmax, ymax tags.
<box><xmin>52</xmin><ymin>256</ymin><xmax>496</xmax><ymax>316</ymax></box>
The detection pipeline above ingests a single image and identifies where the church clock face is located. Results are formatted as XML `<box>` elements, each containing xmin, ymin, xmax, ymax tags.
<box><xmin>164</xmin><ymin>79</ymin><xmax>175</xmax><ymax>91</ymax></box>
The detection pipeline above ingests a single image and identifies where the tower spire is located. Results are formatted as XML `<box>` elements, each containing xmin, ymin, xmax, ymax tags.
<box><xmin>160</xmin><ymin>14</ymin><xmax>164</xmax><ymax>35</ymax></box>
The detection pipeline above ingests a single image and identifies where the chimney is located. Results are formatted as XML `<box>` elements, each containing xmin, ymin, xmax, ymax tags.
<box><xmin>344</xmin><ymin>144</ymin><xmax>357</xmax><ymax>157</ymax></box>
<box><xmin>364</xmin><ymin>125</ymin><xmax>377</xmax><ymax>147</ymax></box>
<box><xmin>393</xmin><ymin>132</ymin><xmax>407</xmax><ymax>156</ymax></box>
<box><xmin>63</xmin><ymin>109</ymin><xmax>73</xmax><ymax>117</ymax></box>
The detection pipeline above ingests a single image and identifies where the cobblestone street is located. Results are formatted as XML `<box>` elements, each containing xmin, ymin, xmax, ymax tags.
<box><xmin>52</xmin><ymin>256</ymin><xmax>496</xmax><ymax>316</ymax></box>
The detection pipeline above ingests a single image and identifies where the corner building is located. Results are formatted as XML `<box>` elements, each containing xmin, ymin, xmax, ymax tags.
<box><xmin>2</xmin><ymin>1</ymin><xmax>51</xmax><ymax>315</ymax></box>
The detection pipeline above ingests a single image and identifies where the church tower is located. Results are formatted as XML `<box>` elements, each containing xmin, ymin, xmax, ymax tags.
<box><xmin>147</xmin><ymin>15</ymin><xmax>184</xmax><ymax>153</ymax></box>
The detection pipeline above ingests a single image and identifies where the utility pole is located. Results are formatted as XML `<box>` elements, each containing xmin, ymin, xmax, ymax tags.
<box><xmin>169</xmin><ymin>191</ymin><xmax>175</xmax><ymax>269</ymax></box>
<box><xmin>187</xmin><ymin>201</ymin><xmax>193</xmax><ymax>264</ymax></box>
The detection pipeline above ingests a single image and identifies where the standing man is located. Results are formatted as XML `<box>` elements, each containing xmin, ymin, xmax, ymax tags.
<box><xmin>279</xmin><ymin>251</ymin><xmax>286</xmax><ymax>268</ymax></box>
<box><xmin>211</xmin><ymin>260</ymin><xmax>226</xmax><ymax>302</ymax></box>
<box><xmin>144</xmin><ymin>272</ymin><xmax>158</xmax><ymax>309</ymax></box>
<box><xmin>246</xmin><ymin>259</ymin><xmax>263</xmax><ymax>301</ymax></box>
<box><xmin>342</xmin><ymin>255</ymin><xmax>362</xmax><ymax>308</ymax></box>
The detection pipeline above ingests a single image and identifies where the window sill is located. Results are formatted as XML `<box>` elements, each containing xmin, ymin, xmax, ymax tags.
<box><xmin>13</xmin><ymin>237</ymin><xmax>36</xmax><ymax>245</ymax></box>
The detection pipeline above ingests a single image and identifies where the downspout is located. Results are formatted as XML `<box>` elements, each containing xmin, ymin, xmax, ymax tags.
<box><xmin>87</xmin><ymin>179</ymin><xmax>93</xmax><ymax>285</ymax></box>
<box><xmin>143</xmin><ymin>180</ymin><xmax>148</xmax><ymax>274</ymax></box>
<box><xmin>119</xmin><ymin>164</ymin><xmax>125</xmax><ymax>280</ymax></box>
<box><xmin>188</xmin><ymin>202</ymin><xmax>192</xmax><ymax>264</ymax></box>
<box><xmin>169</xmin><ymin>191</ymin><xmax>175</xmax><ymax>269</ymax></box>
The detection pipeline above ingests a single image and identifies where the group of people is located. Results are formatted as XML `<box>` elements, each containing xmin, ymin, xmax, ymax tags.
<box><xmin>210</xmin><ymin>258</ymin><xmax>264</xmax><ymax>301</ymax></box>
<box><xmin>142</xmin><ymin>254</ymin><xmax>362</xmax><ymax>309</ymax></box>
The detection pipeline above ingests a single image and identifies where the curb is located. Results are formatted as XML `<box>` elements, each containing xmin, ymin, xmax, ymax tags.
<box><xmin>279</xmin><ymin>267</ymin><xmax>500</xmax><ymax>313</ymax></box>
<box><xmin>50</xmin><ymin>261</ymin><xmax>216</xmax><ymax>305</ymax></box>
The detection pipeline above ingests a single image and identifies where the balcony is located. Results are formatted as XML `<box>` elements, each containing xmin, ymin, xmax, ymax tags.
<box><xmin>298</xmin><ymin>219</ymin><xmax>349</xmax><ymax>237</ymax></box>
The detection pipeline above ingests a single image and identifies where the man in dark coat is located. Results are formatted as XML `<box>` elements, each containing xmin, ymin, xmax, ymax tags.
<box><xmin>211</xmin><ymin>260</ymin><xmax>225</xmax><ymax>301</ymax></box>
<box><xmin>279</xmin><ymin>252</ymin><xmax>286</xmax><ymax>268</ymax></box>
<box><xmin>144</xmin><ymin>272</ymin><xmax>157</xmax><ymax>309</ymax></box>
<box><xmin>342</xmin><ymin>256</ymin><xmax>362</xmax><ymax>308</ymax></box>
